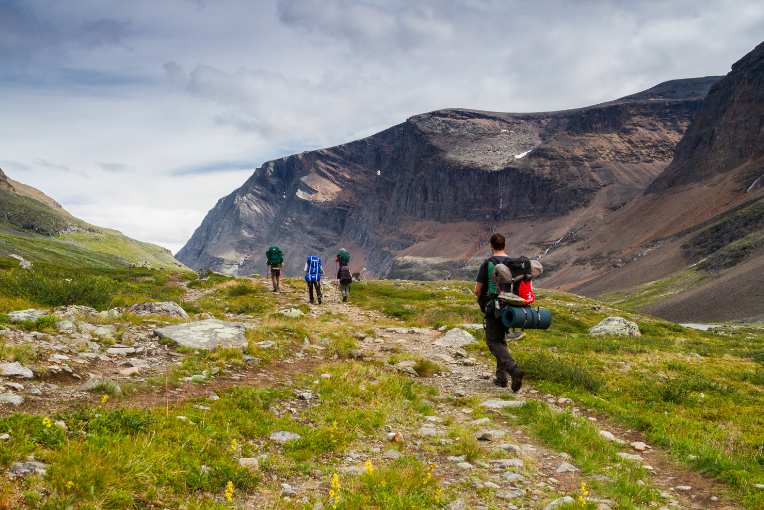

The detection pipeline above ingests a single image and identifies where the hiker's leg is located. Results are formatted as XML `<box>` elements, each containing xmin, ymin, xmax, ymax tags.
<box><xmin>340</xmin><ymin>282</ymin><xmax>348</xmax><ymax>298</ymax></box>
<box><xmin>317</xmin><ymin>281</ymin><xmax>323</xmax><ymax>300</ymax></box>
<box><xmin>308</xmin><ymin>282</ymin><xmax>315</xmax><ymax>303</ymax></box>
<box><xmin>484</xmin><ymin>315</ymin><xmax>517</xmax><ymax>383</ymax></box>
<box><xmin>271</xmin><ymin>270</ymin><xmax>279</xmax><ymax>291</ymax></box>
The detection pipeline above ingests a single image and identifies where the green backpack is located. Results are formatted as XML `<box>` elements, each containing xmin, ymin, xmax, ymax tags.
<box><xmin>266</xmin><ymin>246</ymin><xmax>283</xmax><ymax>265</ymax></box>
<box><xmin>336</xmin><ymin>249</ymin><xmax>350</xmax><ymax>264</ymax></box>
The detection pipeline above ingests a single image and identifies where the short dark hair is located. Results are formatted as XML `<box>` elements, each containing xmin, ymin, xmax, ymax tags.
<box><xmin>490</xmin><ymin>233</ymin><xmax>505</xmax><ymax>250</ymax></box>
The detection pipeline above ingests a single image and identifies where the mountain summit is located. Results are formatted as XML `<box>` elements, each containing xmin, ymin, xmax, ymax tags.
<box><xmin>177</xmin><ymin>77</ymin><xmax>719</xmax><ymax>280</ymax></box>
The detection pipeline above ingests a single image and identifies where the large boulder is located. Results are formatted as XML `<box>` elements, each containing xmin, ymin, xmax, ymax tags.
<box><xmin>54</xmin><ymin>305</ymin><xmax>98</xmax><ymax>321</ymax></box>
<box><xmin>434</xmin><ymin>328</ymin><xmax>477</xmax><ymax>347</ymax></box>
<box><xmin>0</xmin><ymin>362</ymin><xmax>34</xmax><ymax>379</ymax></box>
<box><xmin>6</xmin><ymin>309</ymin><xmax>49</xmax><ymax>323</ymax></box>
<box><xmin>153</xmin><ymin>319</ymin><xmax>248</xmax><ymax>350</ymax></box>
<box><xmin>588</xmin><ymin>317</ymin><xmax>641</xmax><ymax>337</ymax></box>
<box><xmin>126</xmin><ymin>302</ymin><xmax>189</xmax><ymax>321</ymax></box>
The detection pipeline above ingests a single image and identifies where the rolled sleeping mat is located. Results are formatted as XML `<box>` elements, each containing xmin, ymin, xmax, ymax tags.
<box><xmin>501</xmin><ymin>306</ymin><xmax>552</xmax><ymax>330</ymax></box>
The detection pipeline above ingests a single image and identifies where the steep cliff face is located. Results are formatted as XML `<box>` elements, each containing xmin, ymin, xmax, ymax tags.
<box><xmin>648</xmin><ymin>42</ymin><xmax>764</xmax><ymax>192</ymax></box>
<box><xmin>177</xmin><ymin>78</ymin><xmax>718</xmax><ymax>278</ymax></box>
<box><xmin>547</xmin><ymin>41</ymin><xmax>764</xmax><ymax>323</ymax></box>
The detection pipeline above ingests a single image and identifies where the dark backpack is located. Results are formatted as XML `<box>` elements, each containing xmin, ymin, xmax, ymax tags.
<box><xmin>266</xmin><ymin>246</ymin><xmax>283</xmax><ymax>265</ymax></box>
<box><xmin>338</xmin><ymin>264</ymin><xmax>352</xmax><ymax>283</ymax></box>
<box><xmin>336</xmin><ymin>249</ymin><xmax>350</xmax><ymax>264</ymax></box>
<box><xmin>478</xmin><ymin>256</ymin><xmax>538</xmax><ymax>312</ymax></box>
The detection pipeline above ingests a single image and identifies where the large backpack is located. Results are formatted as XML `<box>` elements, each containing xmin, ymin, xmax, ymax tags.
<box><xmin>336</xmin><ymin>249</ymin><xmax>350</xmax><ymax>265</ymax></box>
<box><xmin>305</xmin><ymin>256</ymin><xmax>322</xmax><ymax>283</ymax></box>
<box><xmin>479</xmin><ymin>256</ymin><xmax>542</xmax><ymax>311</ymax></box>
<box><xmin>338</xmin><ymin>264</ymin><xmax>352</xmax><ymax>283</ymax></box>
<box><xmin>266</xmin><ymin>246</ymin><xmax>283</xmax><ymax>265</ymax></box>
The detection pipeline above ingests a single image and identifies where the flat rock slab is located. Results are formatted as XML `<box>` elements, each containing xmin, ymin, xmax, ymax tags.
<box><xmin>127</xmin><ymin>301</ymin><xmax>189</xmax><ymax>320</ymax></box>
<box><xmin>588</xmin><ymin>317</ymin><xmax>641</xmax><ymax>337</ymax></box>
<box><xmin>154</xmin><ymin>319</ymin><xmax>247</xmax><ymax>350</ymax></box>
<box><xmin>434</xmin><ymin>328</ymin><xmax>477</xmax><ymax>347</ymax></box>
<box><xmin>0</xmin><ymin>362</ymin><xmax>34</xmax><ymax>379</ymax></box>
<box><xmin>545</xmin><ymin>496</ymin><xmax>575</xmax><ymax>510</ymax></box>
<box><xmin>479</xmin><ymin>399</ymin><xmax>525</xmax><ymax>410</ymax></box>
<box><xmin>278</xmin><ymin>308</ymin><xmax>305</xmax><ymax>318</ymax></box>
<box><xmin>6</xmin><ymin>309</ymin><xmax>49</xmax><ymax>323</ymax></box>
<box><xmin>0</xmin><ymin>393</ymin><xmax>24</xmax><ymax>406</ymax></box>
<box><xmin>54</xmin><ymin>305</ymin><xmax>97</xmax><ymax>320</ymax></box>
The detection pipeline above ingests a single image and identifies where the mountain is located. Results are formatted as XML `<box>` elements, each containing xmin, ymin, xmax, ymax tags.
<box><xmin>550</xmin><ymin>40</ymin><xmax>764</xmax><ymax>323</ymax></box>
<box><xmin>177</xmin><ymin>77</ymin><xmax>719</xmax><ymax>280</ymax></box>
<box><xmin>0</xmin><ymin>168</ymin><xmax>187</xmax><ymax>270</ymax></box>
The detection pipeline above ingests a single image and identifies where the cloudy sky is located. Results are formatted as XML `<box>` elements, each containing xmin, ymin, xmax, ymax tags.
<box><xmin>1</xmin><ymin>0</ymin><xmax>762</xmax><ymax>254</ymax></box>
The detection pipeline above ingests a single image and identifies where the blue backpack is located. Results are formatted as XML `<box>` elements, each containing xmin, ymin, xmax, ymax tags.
<box><xmin>305</xmin><ymin>256</ymin><xmax>322</xmax><ymax>282</ymax></box>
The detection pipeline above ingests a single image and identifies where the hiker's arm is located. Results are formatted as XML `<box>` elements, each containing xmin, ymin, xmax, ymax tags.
<box><xmin>474</xmin><ymin>281</ymin><xmax>483</xmax><ymax>301</ymax></box>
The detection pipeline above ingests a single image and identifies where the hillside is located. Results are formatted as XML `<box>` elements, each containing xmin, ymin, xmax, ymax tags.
<box><xmin>550</xmin><ymin>41</ymin><xmax>764</xmax><ymax>323</ymax></box>
<box><xmin>177</xmin><ymin>77</ymin><xmax>719</xmax><ymax>280</ymax></box>
<box><xmin>0</xmin><ymin>168</ymin><xmax>187</xmax><ymax>271</ymax></box>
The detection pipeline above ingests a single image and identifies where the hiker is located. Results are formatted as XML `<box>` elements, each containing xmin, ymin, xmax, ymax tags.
<box><xmin>336</xmin><ymin>248</ymin><xmax>352</xmax><ymax>302</ymax></box>
<box><xmin>266</xmin><ymin>246</ymin><xmax>284</xmax><ymax>292</ymax></box>
<box><xmin>474</xmin><ymin>232</ymin><xmax>525</xmax><ymax>392</ymax></box>
<box><xmin>304</xmin><ymin>255</ymin><xmax>323</xmax><ymax>304</ymax></box>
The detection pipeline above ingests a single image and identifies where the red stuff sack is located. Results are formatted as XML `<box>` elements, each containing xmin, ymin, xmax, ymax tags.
<box><xmin>517</xmin><ymin>280</ymin><xmax>535</xmax><ymax>305</ymax></box>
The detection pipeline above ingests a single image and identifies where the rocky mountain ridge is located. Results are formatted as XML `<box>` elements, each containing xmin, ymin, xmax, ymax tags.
<box><xmin>177</xmin><ymin>77</ymin><xmax>719</xmax><ymax>281</ymax></box>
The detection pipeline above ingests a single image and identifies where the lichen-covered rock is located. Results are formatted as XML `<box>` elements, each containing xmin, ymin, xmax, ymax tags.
<box><xmin>54</xmin><ymin>305</ymin><xmax>98</xmax><ymax>320</ymax></box>
<box><xmin>153</xmin><ymin>319</ymin><xmax>247</xmax><ymax>350</ymax></box>
<box><xmin>588</xmin><ymin>317</ymin><xmax>641</xmax><ymax>337</ymax></box>
<box><xmin>278</xmin><ymin>308</ymin><xmax>305</xmax><ymax>318</ymax></box>
<box><xmin>6</xmin><ymin>309</ymin><xmax>49</xmax><ymax>323</ymax></box>
<box><xmin>126</xmin><ymin>302</ymin><xmax>189</xmax><ymax>320</ymax></box>
<box><xmin>0</xmin><ymin>362</ymin><xmax>34</xmax><ymax>379</ymax></box>
<box><xmin>434</xmin><ymin>328</ymin><xmax>477</xmax><ymax>347</ymax></box>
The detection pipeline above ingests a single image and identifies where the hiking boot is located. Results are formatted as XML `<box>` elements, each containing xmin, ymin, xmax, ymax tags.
<box><xmin>343</xmin><ymin>296</ymin><xmax>348</xmax><ymax>302</ymax></box>
<box><xmin>505</xmin><ymin>331</ymin><xmax>525</xmax><ymax>341</ymax></box>
<box><xmin>309</xmin><ymin>299</ymin><xmax>314</xmax><ymax>305</ymax></box>
<box><xmin>318</xmin><ymin>298</ymin><xmax>322</xmax><ymax>304</ymax></box>
<box><xmin>510</xmin><ymin>366</ymin><xmax>525</xmax><ymax>393</ymax></box>
<box><xmin>492</xmin><ymin>377</ymin><xmax>508</xmax><ymax>388</ymax></box>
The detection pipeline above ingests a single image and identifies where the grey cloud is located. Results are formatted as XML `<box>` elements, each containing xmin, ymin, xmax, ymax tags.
<box><xmin>0</xmin><ymin>160</ymin><xmax>33</xmax><ymax>173</ymax></box>
<box><xmin>34</xmin><ymin>159</ymin><xmax>90</xmax><ymax>179</ymax></box>
<box><xmin>277</xmin><ymin>0</ymin><xmax>455</xmax><ymax>52</ymax></box>
<box><xmin>77</xmin><ymin>18</ymin><xmax>131</xmax><ymax>49</ymax></box>
<box><xmin>97</xmin><ymin>163</ymin><xmax>131</xmax><ymax>173</ymax></box>
<box><xmin>0</xmin><ymin>0</ymin><xmax>61</xmax><ymax>62</ymax></box>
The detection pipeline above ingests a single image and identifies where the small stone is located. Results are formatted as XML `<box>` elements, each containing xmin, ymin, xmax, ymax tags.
<box><xmin>278</xmin><ymin>308</ymin><xmax>305</xmax><ymax>318</ymax></box>
<box><xmin>434</xmin><ymin>328</ymin><xmax>477</xmax><ymax>347</ymax></box>
<box><xmin>78</xmin><ymin>376</ymin><xmax>121</xmax><ymax>395</ymax></box>
<box><xmin>384</xmin><ymin>425</ymin><xmax>393</xmax><ymax>432</ymax></box>
<box><xmin>55</xmin><ymin>320</ymin><xmax>77</xmax><ymax>332</ymax></box>
<box><xmin>544</xmin><ymin>496</ymin><xmax>575</xmax><ymax>510</ymax></box>
<box><xmin>4</xmin><ymin>382</ymin><xmax>24</xmax><ymax>391</ymax></box>
<box><xmin>471</xmin><ymin>418</ymin><xmax>490</xmax><ymax>425</ymax></box>
<box><xmin>281</xmin><ymin>483</ymin><xmax>296</xmax><ymax>496</ymax></box>
<box><xmin>477</xmin><ymin>429</ymin><xmax>505</xmax><ymax>441</ymax></box>
<box><xmin>0</xmin><ymin>433</ymin><xmax>9</xmax><ymax>440</ymax></box>
<box><xmin>556</xmin><ymin>462</ymin><xmax>579</xmax><ymax>473</ymax></box>
<box><xmin>675</xmin><ymin>486</ymin><xmax>691</xmax><ymax>491</ymax></box>
<box><xmin>502</xmin><ymin>473</ymin><xmax>527</xmax><ymax>483</ymax></box>
<box><xmin>479</xmin><ymin>399</ymin><xmax>525</xmax><ymax>410</ymax></box>
<box><xmin>0</xmin><ymin>393</ymin><xmax>24</xmax><ymax>406</ymax></box>
<box><xmin>238</xmin><ymin>458</ymin><xmax>259</xmax><ymax>469</ymax></box>
<box><xmin>588</xmin><ymin>317</ymin><xmax>640</xmax><ymax>337</ymax></box>
<box><xmin>54</xmin><ymin>420</ymin><xmax>68</xmax><ymax>430</ymax></box>
<box><xmin>270</xmin><ymin>430</ymin><xmax>301</xmax><ymax>444</ymax></box>
<box><xmin>0</xmin><ymin>362</ymin><xmax>34</xmax><ymax>379</ymax></box>
<box><xmin>456</xmin><ymin>462</ymin><xmax>473</xmax><ymax>470</ymax></box>
<box><xmin>447</xmin><ymin>455</ymin><xmax>467</xmax><ymax>462</ymax></box>
<box><xmin>383</xmin><ymin>449</ymin><xmax>404</xmax><ymax>460</ymax></box>
<box><xmin>320</xmin><ymin>373</ymin><xmax>331</xmax><ymax>379</ymax></box>
<box><xmin>496</xmin><ymin>490</ymin><xmax>523</xmax><ymax>500</ymax></box>
<box><xmin>490</xmin><ymin>459</ymin><xmax>524</xmax><ymax>469</ymax></box>
<box><xmin>447</xmin><ymin>499</ymin><xmax>466</xmax><ymax>510</ymax></box>
<box><xmin>631</xmin><ymin>441</ymin><xmax>647</xmax><ymax>451</ymax></box>
<box><xmin>119</xmin><ymin>367</ymin><xmax>141</xmax><ymax>376</ymax></box>
<box><xmin>496</xmin><ymin>443</ymin><xmax>523</xmax><ymax>454</ymax></box>
<box><xmin>298</xmin><ymin>392</ymin><xmax>313</xmax><ymax>400</ymax></box>
<box><xmin>454</xmin><ymin>390</ymin><xmax>467</xmax><ymax>397</ymax></box>
<box><xmin>617</xmin><ymin>452</ymin><xmax>643</xmax><ymax>461</ymax></box>
<box><xmin>597</xmin><ymin>504</ymin><xmax>612</xmax><ymax>510</ymax></box>
<box><xmin>755</xmin><ymin>484</ymin><xmax>764</xmax><ymax>489</ymax></box>
<box><xmin>106</xmin><ymin>347</ymin><xmax>135</xmax><ymax>356</ymax></box>
<box><xmin>349</xmin><ymin>349</ymin><xmax>364</xmax><ymax>360</ymax></box>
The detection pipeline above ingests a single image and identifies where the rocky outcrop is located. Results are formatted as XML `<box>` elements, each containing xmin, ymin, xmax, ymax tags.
<box><xmin>648</xmin><ymin>42</ymin><xmax>764</xmax><ymax>193</ymax></box>
<box><xmin>178</xmin><ymin>78</ymin><xmax>719</xmax><ymax>277</ymax></box>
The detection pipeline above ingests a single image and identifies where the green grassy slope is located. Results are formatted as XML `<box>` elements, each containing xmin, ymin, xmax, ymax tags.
<box><xmin>0</xmin><ymin>188</ymin><xmax>187</xmax><ymax>271</ymax></box>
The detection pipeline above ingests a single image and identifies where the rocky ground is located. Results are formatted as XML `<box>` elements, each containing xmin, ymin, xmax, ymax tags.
<box><xmin>0</xmin><ymin>278</ymin><xmax>745</xmax><ymax>510</ymax></box>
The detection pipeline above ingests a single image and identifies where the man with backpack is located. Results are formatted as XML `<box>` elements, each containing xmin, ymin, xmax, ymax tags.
<box><xmin>266</xmin><ymin>246</ymin><xmax>284</xmax><ymax>292</ymax></box>
<box><xmin>304</xmin><ymin>255</ymin><xmax>323</xmax><ymax>304</ymax></box>
<box><xmin>474</xmin><ymin>233</ymin><xmax>525</xmax><ymax>392</ymax></box>
<box><xmin>336</xmin><ymin>248</ymin><xmax>352</xmax><ymax>302</ymax></box>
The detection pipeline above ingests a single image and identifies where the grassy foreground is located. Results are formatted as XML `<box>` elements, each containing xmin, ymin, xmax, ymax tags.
<box><xmin>0</xmin><ymin>265</ymin><xmax>763</xmax><ymax>508</ymax></box>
